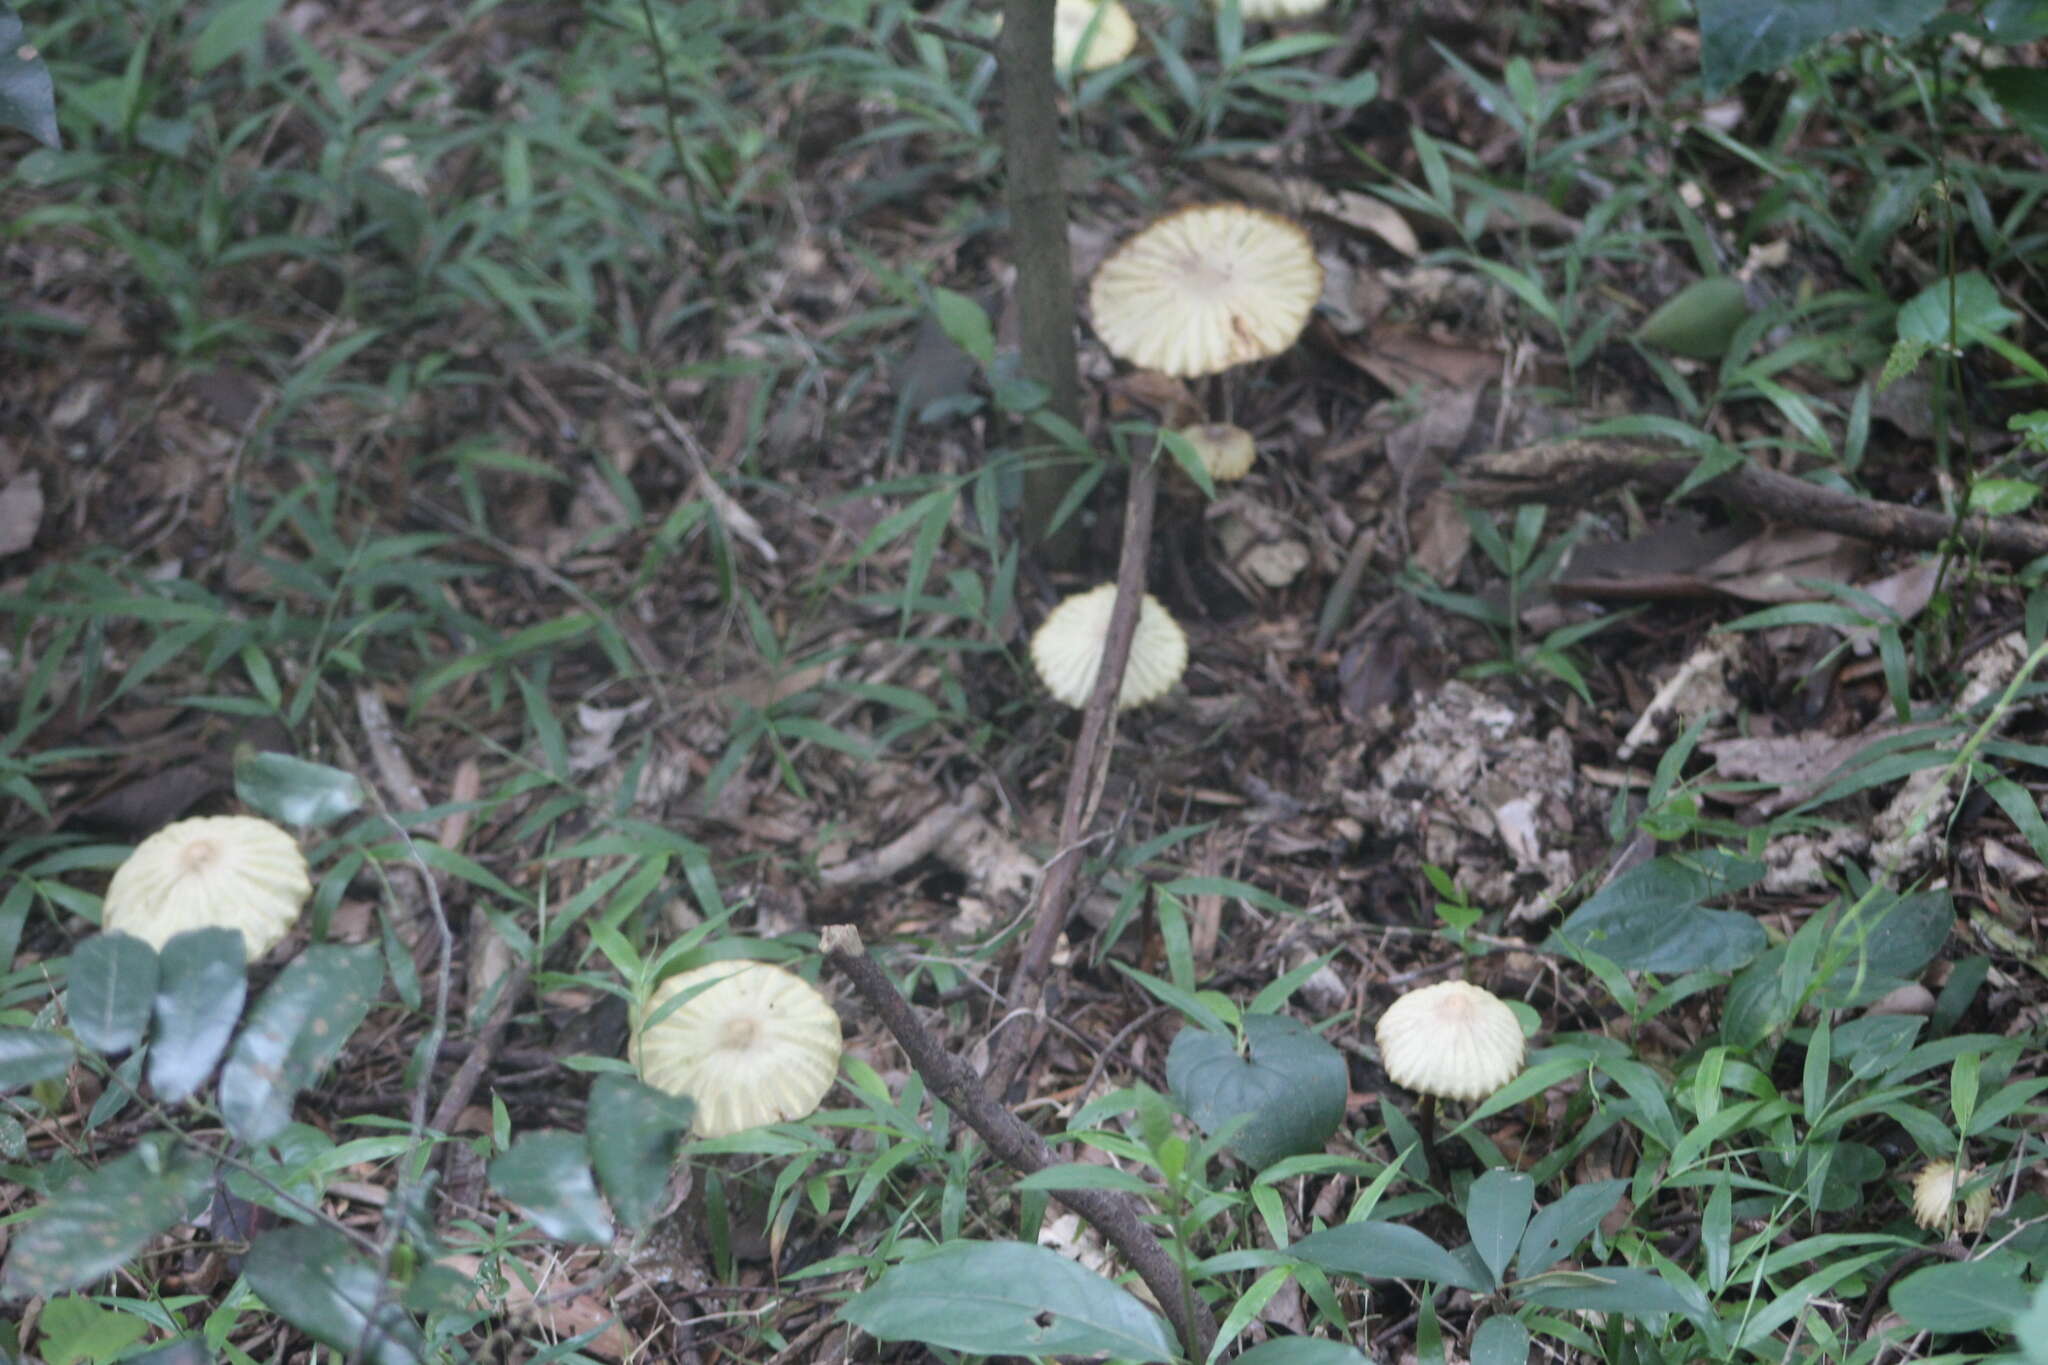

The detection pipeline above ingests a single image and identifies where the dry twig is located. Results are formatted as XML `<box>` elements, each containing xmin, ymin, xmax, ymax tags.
<box><xmin>821</xmin><ymin>924</ymin><xmax>1216</xmax><ymax>1361</ymax></box>
<box><xmin>986</xmin><ymin>454</ymin><xmax>1161</xmax><ymax>1097</ymax></box>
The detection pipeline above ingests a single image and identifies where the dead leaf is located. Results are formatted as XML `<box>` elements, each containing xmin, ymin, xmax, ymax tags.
<box><xmin>0</xmin><ymin>472</ymin><xmax>43</xmax><ymax>555</ymax></box>
<box><xmin>1201</xmin><ymin>163</ymin><xmax>1419</xmax><ymax>256</ymax></box>
<box><xmin>1328</xmin><ymin>323</ymin><xmax>1499</xmax><ymax>397</ymax></box>
<box><xmin>1698</xmin><ymin>527</ymin><xmax>1868</xmax><ymax>602</ymax></box>
<box><xmin>437</xmin><ymin>1255</ymin><xmax>632</xmax><ymax>1358</ymax></box>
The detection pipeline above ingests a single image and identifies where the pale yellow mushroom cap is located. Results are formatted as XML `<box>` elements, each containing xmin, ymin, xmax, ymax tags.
<box><xmin>1376</xmin><ymin>981</ymin><xmax>1526</xmax><ymax>1103</ymax></box>
<box><xmin>1174</xmin><ymin>423</ymin><xmax>1257</xmax><ymax>482</ymax></box>
<box><xmin>101</xmin><ymin>816</ymin><xmax>311</xmax><ymax>962</ymax></box>
<box><xmin>1911</xmin><ymin>1161</ymin><xmax>1993</xmax><ymax>1234</ymax></box>
<box><xmin>1089</xmin><ymin>204</ymin><xmax>1322</xmax><ymax>377</ymax></box>
<box><xmin>1213</xmin><ymin>0</ymin><xmax>1330</xmax><ymax>17</ymax></box>
<box><xmin>1030</xmin><ymin>584</ymin><xmax>1189</xmax><ymax>710</ymax></box>
<box><xmin>633</xmin><ymin>961</ymin><xmax>842</xmax><ymax>1138</ymax></box>
<box><xmin>1055</xmin><ymin>0</ymin><xmax>1137</xmax><ymax>72</ymax></box>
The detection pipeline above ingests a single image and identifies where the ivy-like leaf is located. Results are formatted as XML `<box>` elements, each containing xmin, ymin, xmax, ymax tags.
<box><xmin>233</xmin><ymin>750</ymin><xmax>364</xmax><ymax>828</ymax></box>
<box><xmin>0</xmin><ymin>7</ymin><xmax>59</xmax><ymax>148</ymax></box>
<box><xmin>67</xmin><ymin>933</ymin><xmax>159</xmax><ymax>1055</ymax></box>
<box><xmin>219</xmin><ymin>943</ymin><xmax>383</xmax><ymax>1144</ymax></box>
<box><xmin>489</xmin><ymin>1132</ymin><xmax>615</xmax><ymax>1244</ymax></box>
<box><xmin>587</xmin><ymin>1074</ymin><xmax>695</xmax><ymax>1229</ymax></box>
<box><xmin>150</xmin><ymin>928</ymin><xmax>248</xmax><ymax>1102</ymax></box>
<box><xmin>243</xmin><ymin>1225</ymin><xmax>426</xmax><ymax>1365</ymax></box>
<box><xmin>0</xmin><ymin>1136</ymin><xmax>210</xmax><ymax>1298</ymax></box>
<box><xmin>0</xmin><ymin>1027</ymin><xmax>74</xmax><ymax>1092</ymax></box>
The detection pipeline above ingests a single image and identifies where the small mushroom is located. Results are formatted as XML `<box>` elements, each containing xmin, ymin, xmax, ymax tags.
<box><xmin>1089</xmin><ymin>203</ymin><xmax>1321</xmax><ymax>379</ymax></box>
<box><xmin>1211</xmin><ymin>0</ymin><xmax>1331</xmax><ymax>19</ymax></box>
<box><xmin>1911</xmin><ymin>1160</ymin><xmax>1993</xmax><ymax>1234</ymax></box>
<box><xmin>1030</xmin><ymin>583</ymin><xmax>1189</xmax><ymax>710</ymax></box>
<box><xmin>1172</xmin><ymin>422</ymin><xmax>1257</xmax><ymax>484</ymax></box>
<box><xmin>633</xmin><ymin>961</ymin><xmax>843</xmax><ymax>1139</ymax></box>
<box><xmin>1376</xmin><ymin>980</ymin><xmax>1526</xmax><ymax>1184</ymax></box>
<box><xmin>101</xmin><ymin>815</ymin><xmax>311</xmax><ymax>962</ymax></box>
<box><xmin>1053</xmin><ymin>0</ymin><xmax>1137</xmax><ymax>72</ymax></box>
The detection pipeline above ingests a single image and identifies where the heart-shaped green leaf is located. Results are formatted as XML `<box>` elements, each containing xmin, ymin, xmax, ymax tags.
<box><xmin>587</xmin><ymin>1074</ymin><xmax>695</xmax><ymax>1228</ymax></box>
<box><xmin>1167</xmin><ymin>1015</ymin><xmax>1347</xmax><ymax>1170</ymax></box>
<box><xmin>490</xmin><ymin>1131</ymin><xmax>615</xmax><ymax>1244</ymax></box>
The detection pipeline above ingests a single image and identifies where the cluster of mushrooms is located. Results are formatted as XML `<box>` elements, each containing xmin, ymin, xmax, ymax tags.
<box><xmin>1048</xmin><ymin>0</ymin><xmax>1336</xmax><ymax>75</ymax></box>
<box><xmin>1028</xmin><ymin>198</ymin><xmax>1323</xmax><ymax>711</ymax></box>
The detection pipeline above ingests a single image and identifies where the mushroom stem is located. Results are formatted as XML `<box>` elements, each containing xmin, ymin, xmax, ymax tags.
<box><xmin>1418</xmin><ymin>1093</ymin><xmax>1448</xmax><ymax>1187</ymax></box>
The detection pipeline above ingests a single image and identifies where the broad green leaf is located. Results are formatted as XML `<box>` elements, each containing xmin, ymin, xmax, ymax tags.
<box><xmin>1984</xmin><ymin>67</ymin><xmax>2048</xmax><ymax>148</ymax></box>
<box><xmin>1697</xmin><ymin>0</ymin><xmax>1944</xmax><ymax>92</ymax></box>
<box><xmin>1518</xmin><ymin>1266</ymin><xmax>1711</xmax><ymax>1325</ymax></box>
<box><xmin>490</xmin><ymin>1131</ymin><xmax>615</xmax><ymax>1243</ymax></box>
<box><xmin>2011</xmin><ymin>1275</ymin><xmax>2048</xmax><ymax>1365</ymax></box>
<box><xmin>1891</xmin><ymin>1255</ymin><xmax>2033</xmax><ymax>1333</ymax></box>
<box><xmin>0</xmin><ymin>1027</ymin><xmax>74</xmax><ymax>1091</ymax></box>
<box><xmin>1167</xmin><ymin>1015</ymin><xmax>1347</xmax><ymax>1170</ymax></box>
<box><xmin>1516</xmin><ymin>1180</ymin><xmax>1627</xmax><ymax>1275</ymax></box>
<box><xmin>0</xmin><ymin>1137</ymin><xmax>210</xmax><ymax>1297</ymax></box>
<box><xmin>65</xmin><ymin>934</ymin><xmax>158</xmax><ymax>1055</ymax></box>
<box><xmin>149</xmin><ymin>928</ymin><xmax>248</xmax><ymax>1101</ymax></box>
<box><xmin>1233</xmin><ymin>1340</ymin><xmax>1373</xmax><ymax>1365</ymax></box>
<box><xmin>244</xmin><ymin>1225</ymin><xmax>427</xmax><ymax>1365</ymax></box>
<box><xmin>1288</xmin><ymin>1222</ymin><xmax>1486</xmax><ymax>1291</ymax></box>
<box><xmin>1969</xmin><ymin>478</ymin><xmax>2041</xmax><ymax>517</ymax></box>
<box><xmin>1897</xmin><ymin>271</ymin><xmax>2020</xmax><ymax>351</ymax></box>
<box><xmin>930</xmin><ymin>288</ymin><xmax>994</xmax><ymax>370</ymax></box>
<box><xmin>1466</xmin><ymin>1171</ymin><xmax>1534</xmax><ymax>1287</ymax></box>
<box><xmin>233</xmin><ymin>750</ymin><xmax>364</xmax><ymax>828</ymax></box>
<box><xmin>0</xmin><ymin>8</ymin><xmax>59</xmax><ymax>148</ymax></box>
<box><xmin>35</xmin><ymin>1297</ymin><xmax>149</xmax><ymax>1365</ymax></box>
<box><xmin>219</xmin><ymin>943</ymin><xmax>383</xmax><ymax>1143</ymax></box>
<box><xmin>124</xmin><ymin>1338</ymin><xmax>211</xmax><ymax>1365</ymax></box>
<box><xmin>1470</xmin><ymin>1314</ymin><xmax>1530</xmax><ymax>1365</ymax></box>
<box><xmin>839</xmin><ymin>1240</ymin><xmax>1176</xmax><ymax>1361</ymax></box>
<box><xmin>586</xmin><ymin>1074</ymin><xmax>694</xmax><ymax>1228</ymax></box>
<box><xmin>190</xmin><ymin>0</ymin><xmax>287</xmax><ymax>73</ymax></box>
<box><xmin>1634</xmin><ymin>277</ymin><xmax>1747</xmax><ymax>358</ymax></box>
<box><xmin>1555</xmin><ymin>856</ymin><xmax>1766</xmax><ymax>973</ymax></box>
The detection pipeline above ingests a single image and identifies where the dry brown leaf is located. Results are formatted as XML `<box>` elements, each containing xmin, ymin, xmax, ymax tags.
<box><xmin>1698</xmin><ymin>527</ymin><xmax>1868</xmax><ymax>602</ymax></box>
<box><xmin>0</xmin><ymin>472</ymin><xmax>44</xmax><ymax>555</ymax></box>
<box><xmin>437</xmin><ymin>1255</ymin><xmax>632</xmax><ymax>1359</ymax></box>
<box><xmin>1201</xmin><ymin>163</ymin><xmax>1420</xmax><ymax>256</ymax></box>
<box><xmin>1330</xmin><ymin>325</ymin><xmax>1499</xmax><ymax>397</ymax></box>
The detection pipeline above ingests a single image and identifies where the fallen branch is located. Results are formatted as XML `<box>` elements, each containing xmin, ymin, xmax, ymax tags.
<box><xmin>817</xmin><ymin>787</ymin><xmax>989</xmax><ymax>887</ymax></box>
<box><xmin>1456</xmin><ymin>437</ymin><xmax>2048</xmax><ymax>561</ymax></box>
<box><xmin>820</xmin><ymin>925</ymin><xmax>1216</xmax><ymax>1362</ymax></box>
<box><xmin>987</xmin><ymin>454</ymin><xmax>1161</xmax><ymax>1098</ymax></box>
